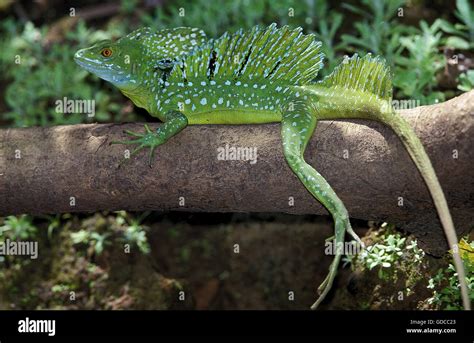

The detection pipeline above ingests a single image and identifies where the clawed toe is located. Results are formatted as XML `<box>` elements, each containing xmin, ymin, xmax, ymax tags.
<box><xmin>347</xmin><ymin>227</ymin><xmax>365</xmax><ymax>249</ymax></box>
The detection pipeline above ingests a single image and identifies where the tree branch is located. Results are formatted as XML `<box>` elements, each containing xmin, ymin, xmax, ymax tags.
<box><xmin>1</xmin><ymin>91</ymin><xmax>473</xmax><ymax>253</ymax></box>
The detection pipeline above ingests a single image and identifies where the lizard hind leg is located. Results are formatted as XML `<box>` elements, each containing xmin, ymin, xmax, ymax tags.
<box><xmin>281</xmin><ymin>108</ymin><xmax>358</xmax><ymax>310</ymax></box>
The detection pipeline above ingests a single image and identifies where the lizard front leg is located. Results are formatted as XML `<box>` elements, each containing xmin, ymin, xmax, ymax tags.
<box><xmin>281</xmin><ymin>104</ymin><xmax>362</xmax><ymax>310</ymax></box>
<box><xmin>111</xmin><ymin>110</ymin><xmax>188</xmax><ymax>166</ymax></box>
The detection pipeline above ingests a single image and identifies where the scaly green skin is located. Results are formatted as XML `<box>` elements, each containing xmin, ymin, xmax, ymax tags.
<box><xmin>75</xmin><ymin>24</ymin><xmax>470</xmax><ymax>310</ymax></box>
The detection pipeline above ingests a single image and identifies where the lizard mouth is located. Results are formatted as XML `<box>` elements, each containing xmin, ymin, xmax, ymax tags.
<box><xmin>74</xmin><ymin>49</ymin><xmax>129</xmax><ymax>86</ymax></box>
<box><xmin>74</xmin><ymin>50</ymin><xmax>103</xmax><ymax>73</ymax></box>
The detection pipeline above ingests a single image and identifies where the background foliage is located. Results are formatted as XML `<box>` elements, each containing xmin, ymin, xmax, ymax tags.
<box><xmin>0</xmin><ymin>0</ymin><xmax>472</xmax><ymax>310</ymax></box>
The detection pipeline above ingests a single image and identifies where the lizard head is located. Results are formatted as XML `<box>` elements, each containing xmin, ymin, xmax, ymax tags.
<box><xmin>75</xmin><ymin>27</ymin><xmax>207</xmax><ymax>112</ymax></box>
<box><xmin>74</xmin><ymin>27</ymin><xmax>207</xmax><ymax>91</ymax></box>
<box><xmin>74</xmin><ymin>37</ymin><xmax>143</xmax><ymax>91</ymax></box>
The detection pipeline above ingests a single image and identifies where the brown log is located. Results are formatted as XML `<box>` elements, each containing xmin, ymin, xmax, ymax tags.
<box><xmin>1</xmin><ymin>91</ymin><xmax>473</xmax><ymax>253</ymax></box>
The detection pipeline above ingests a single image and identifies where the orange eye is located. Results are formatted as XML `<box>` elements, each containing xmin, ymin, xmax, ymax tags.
<box><xmin>101</xmin><ymin>48</ymin><xmax>113</xmax><ymax>57</ymax></box>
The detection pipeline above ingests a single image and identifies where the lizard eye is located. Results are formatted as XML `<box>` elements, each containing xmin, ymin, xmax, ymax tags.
<box><xmin>100</xmin><ymin>48</ymin><xmax>113</xmax><ymax>57</ymax></box>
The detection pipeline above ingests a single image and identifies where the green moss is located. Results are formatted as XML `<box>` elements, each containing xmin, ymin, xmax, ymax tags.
<box><xmin>427</xmin><ymin>238</ymin><xmax>474</xmax><ymax>310</ymax></box>
<box><xmin>350</xmin><ymin>223</ymin><xmax>426</xmax><ymax>290</ymax></box>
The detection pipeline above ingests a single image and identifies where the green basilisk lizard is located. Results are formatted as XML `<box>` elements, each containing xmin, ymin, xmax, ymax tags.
<box><xmin>74</xmin><ymin>24</ymin><xmax>470</xmax><ymax>310</ymax></box>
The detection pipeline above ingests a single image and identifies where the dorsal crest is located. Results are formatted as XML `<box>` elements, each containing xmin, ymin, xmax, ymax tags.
<box><xmin>121</xmin><ymin>26</ymin><xmax>207</xmax><ymax>62</ymax></box>
<box><xmin>168</xmin><ymin>23</ymin><xmax>324</xmax><ymax>85</ymax></box>
<box><xmin>319</xmin><ymin>54</ymin><xmax>393</xmax><ymax>101</ymax></box>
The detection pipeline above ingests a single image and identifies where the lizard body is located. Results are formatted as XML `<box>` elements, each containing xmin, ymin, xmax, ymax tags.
<box><xmin>75</xmin><ymin>24</ymin><xmax>470</xmax><ymax>310</ymax></box>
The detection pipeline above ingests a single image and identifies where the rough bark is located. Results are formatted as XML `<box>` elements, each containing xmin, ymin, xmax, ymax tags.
<box><xmin>1</xmin><ymin>91</ymin><xmax>473</xmax><ymax>253</ymax></box>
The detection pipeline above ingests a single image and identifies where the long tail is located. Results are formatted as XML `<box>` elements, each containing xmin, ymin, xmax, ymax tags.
<box><xmin>316</xmin><ymin>53</ymin><xmax>471</xmax><ymax>310</ymax></box>
<box><xmin>383</xmin><ymin>112</ymin><xmax>470</xmax><ymax>310</ymax></box>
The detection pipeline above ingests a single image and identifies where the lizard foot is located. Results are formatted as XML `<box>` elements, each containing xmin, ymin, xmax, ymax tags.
<box><xmin>110</xmin><ymin>124</ymin><xmax>163</xmax><ymax>167</ymax></box>
<box><xmin>311</xmin><ymin>256</ymin><xmax>338</xmax><ymax>310</ymax></box>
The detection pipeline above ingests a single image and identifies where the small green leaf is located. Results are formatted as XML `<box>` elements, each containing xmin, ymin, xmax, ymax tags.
<box><xmin>445</xmin><ymin>36</ymin><xmax>470</xmax><ymax>49</ymax></box>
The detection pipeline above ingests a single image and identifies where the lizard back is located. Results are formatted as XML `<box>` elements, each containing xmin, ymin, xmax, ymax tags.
<box><xmin>160</xmin><ymin>24</ymin><xmax>324</xmax><ymax>124</ymax></box>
